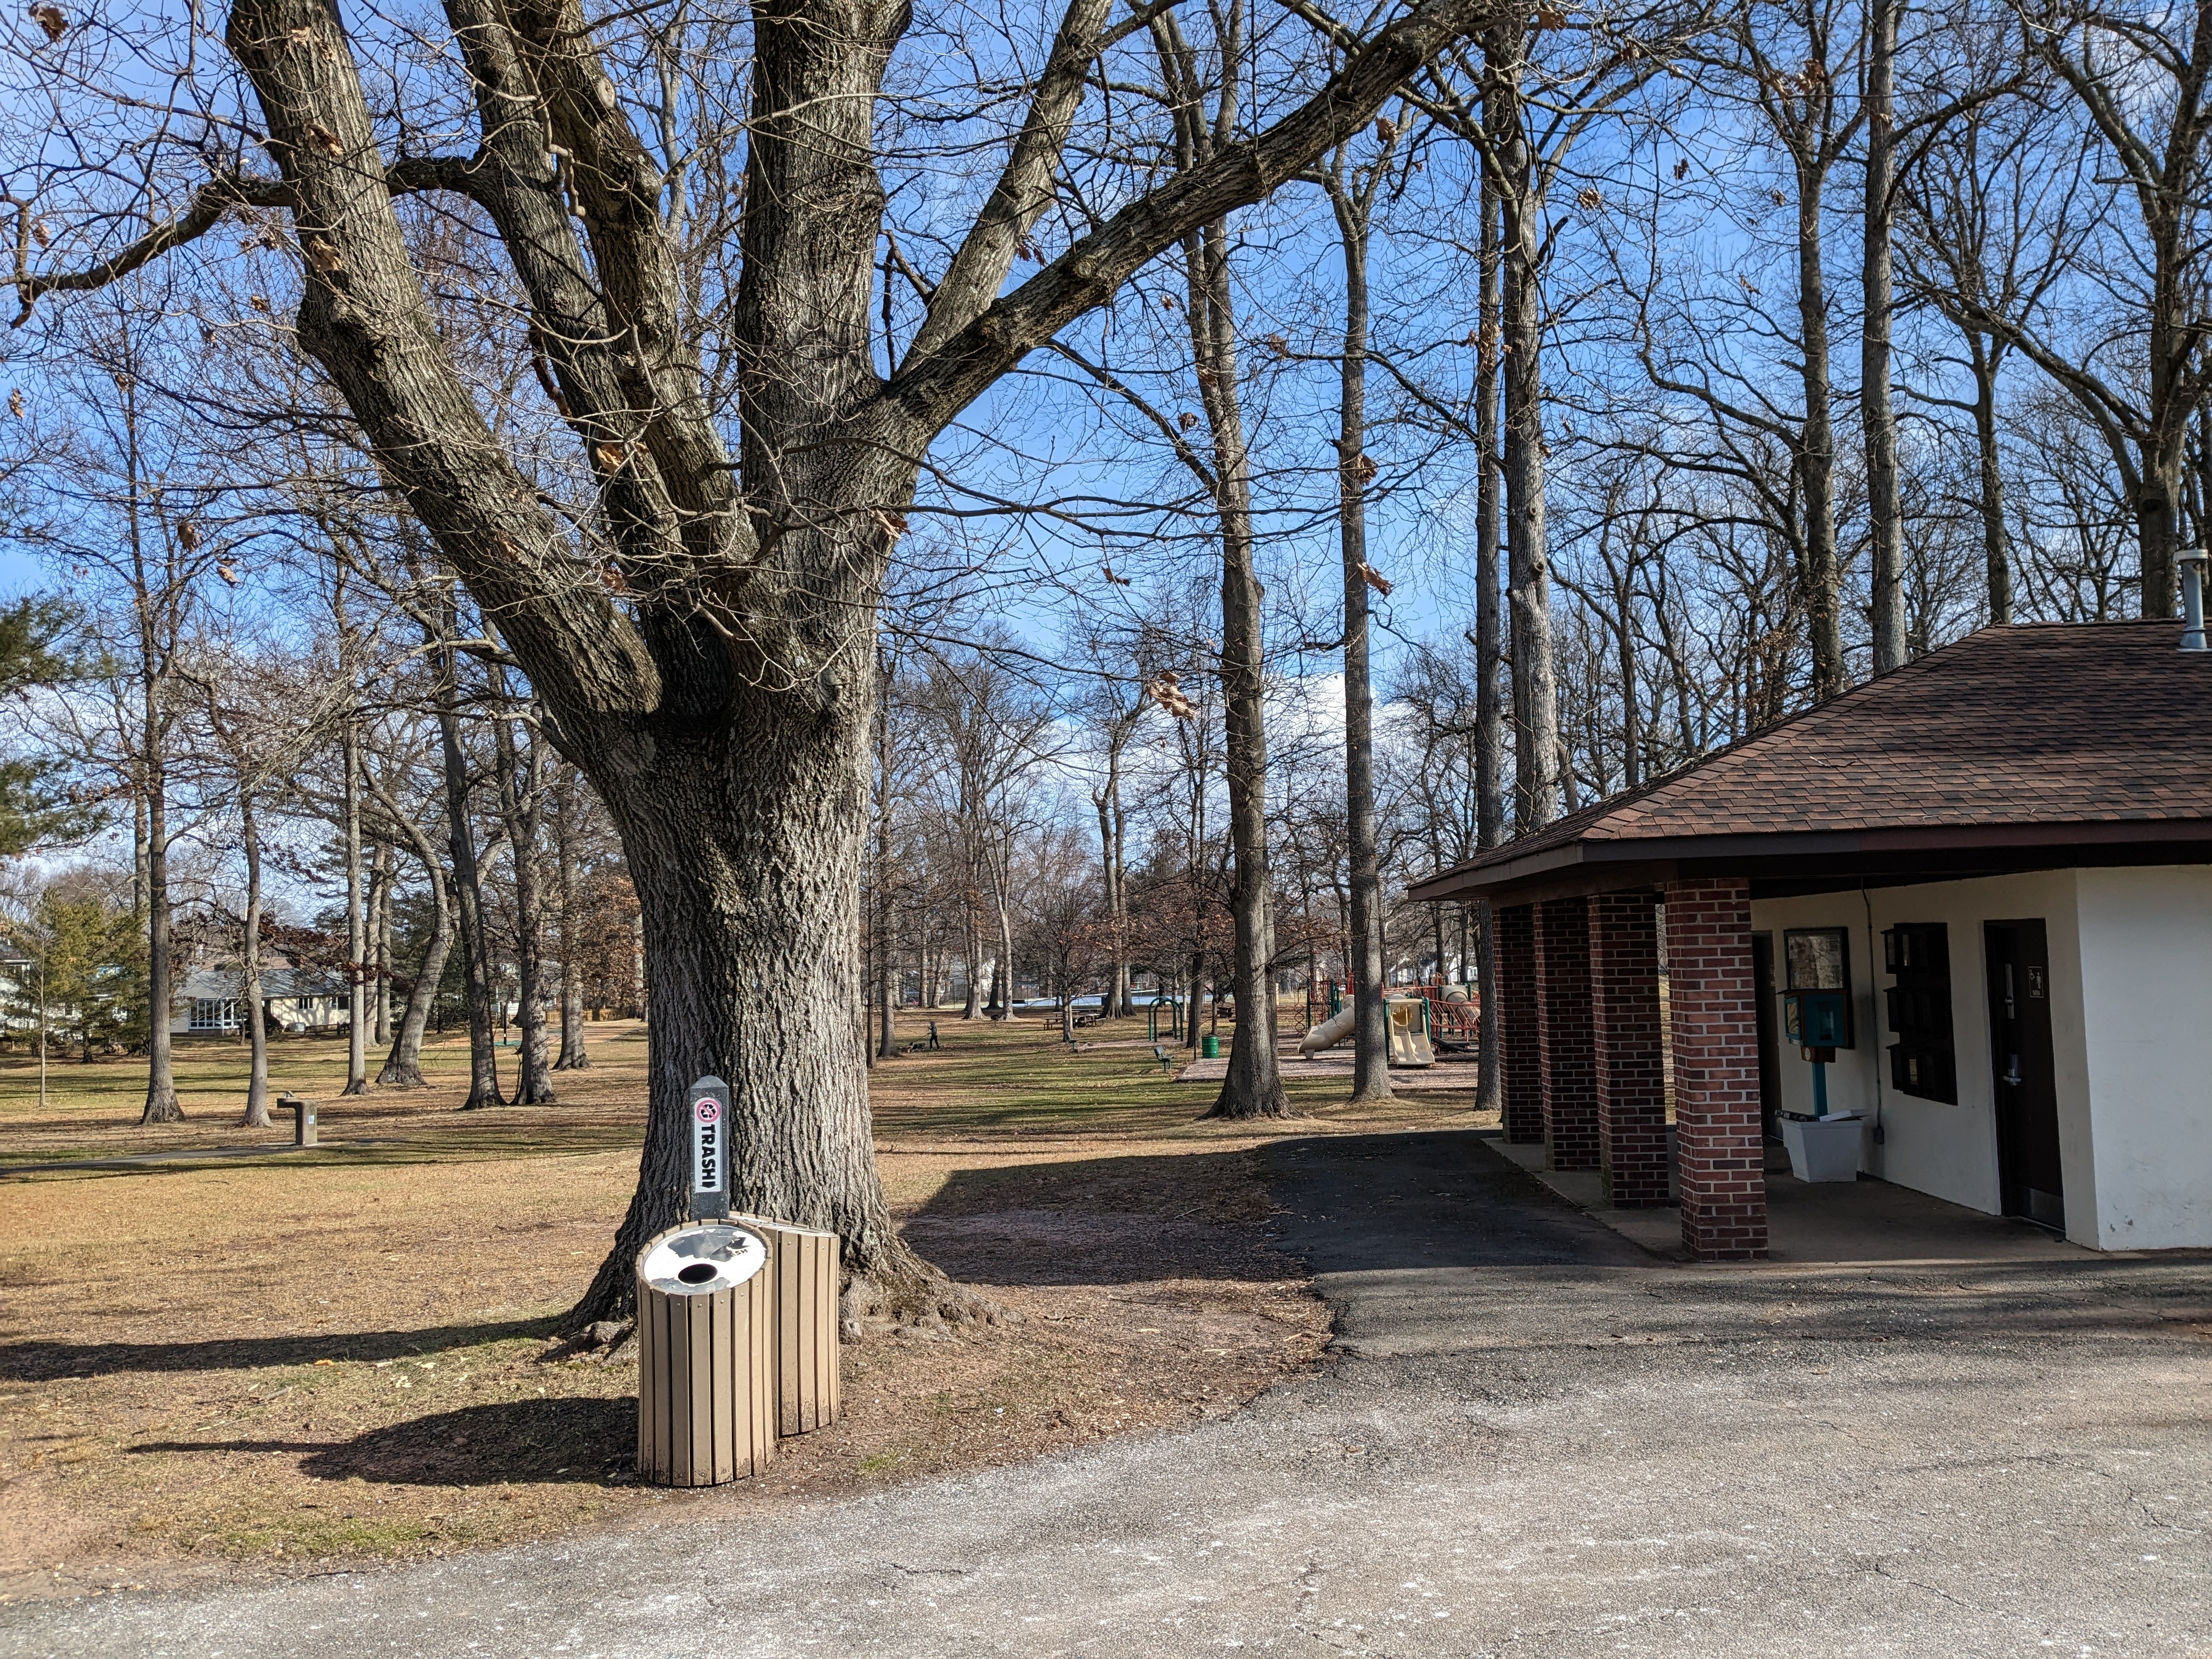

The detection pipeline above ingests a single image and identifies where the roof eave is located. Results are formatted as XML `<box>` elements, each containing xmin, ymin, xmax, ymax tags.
<box><xmin>1406</xmin><ymin>817</ymin><xmax>2212</xmax><ymax>904</ymax></box>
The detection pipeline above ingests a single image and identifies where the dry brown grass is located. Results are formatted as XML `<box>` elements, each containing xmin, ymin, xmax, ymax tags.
<box><xmin>0</xmin><ymin>1014</ymin><xmax>1487</xmax><ymax>1606</ymax></box>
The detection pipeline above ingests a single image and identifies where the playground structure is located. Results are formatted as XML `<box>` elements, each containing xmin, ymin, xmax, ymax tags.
<box><xmin>1298</xmin><ymin>982</ymin><xmax>1480</xmax><ymax>1068</ymax></box>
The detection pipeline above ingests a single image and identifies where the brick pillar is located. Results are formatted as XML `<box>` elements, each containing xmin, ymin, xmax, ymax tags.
<box><xmin>1663</xmin><ymin>878</ymin><xmax>1768</xmax><ymax>1259</ymax></box>
<box><xmin>1589</xmin><ymin>890</ymin><xmax>1668</xmax><ymax>1207</ymax></box>
<box><xmin>1495</xmin><ymin>904</ymin><xmax>1542</xmax><ymax>1143</ymax></box>
<box><xmin>1535</xmin><ymin>898</ymin><xmax>1598</xmax><ymax>1171</ymax></box>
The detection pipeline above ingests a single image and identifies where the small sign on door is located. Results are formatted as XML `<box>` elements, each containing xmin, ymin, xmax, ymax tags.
<box><xmin>690</xmin><ymin>1074</ymin><xmax>731</xmax><ymax>1220</ymax></box>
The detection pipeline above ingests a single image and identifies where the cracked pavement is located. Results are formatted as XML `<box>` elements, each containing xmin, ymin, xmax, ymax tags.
<box><xmin>8</xmin><ymin>1129</ymin><xmax>2210</xmax><ymax>1657</ymax></box>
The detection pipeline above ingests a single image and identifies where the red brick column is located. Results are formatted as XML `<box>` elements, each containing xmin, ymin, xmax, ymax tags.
<box><xmin>1663</xmin><ymin>878</ymin><xmax>1768</xmax><ymax>1259</ymax></box>
<box><xmin>1588</xmin><ymin>890</ymin><xmax>1668</xmax><ymax>1206</ymax></box>
<box><xmin>1494</xmin><ymin>904</ymin><xmax>1542</xmax><ymax>1144</ymax></box>
<box><xmin>1536</xmin><ymin>897</ymin><xmax>1598</xmax><ymax>1171</ymax></box>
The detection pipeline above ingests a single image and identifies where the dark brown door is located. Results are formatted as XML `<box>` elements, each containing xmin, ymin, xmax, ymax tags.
<box><xmin>1752</xmin><ymin>932</ymin><xmax>1781</xmax><ymax>1143</ymax></box>
<box><xmin>1984</xmin><ymin>920</ymin><xmax>2064</xmax><ymax>1230</ymax></box>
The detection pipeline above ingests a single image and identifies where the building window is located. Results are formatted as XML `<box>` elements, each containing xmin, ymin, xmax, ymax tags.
<box><xmin>1883</xmin><ymin>924</ymin><xmax>1957</xmax><ymax>1103</ymax></box>
<box><xmin>189</xmin><ymin>998</ymin><xmax>239</xmax><ymax>1032</ymax></box>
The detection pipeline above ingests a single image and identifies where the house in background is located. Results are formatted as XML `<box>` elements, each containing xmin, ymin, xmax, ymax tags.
<box><xmin>1410</xmin><ymin>622</ymin><xmax>2212</xmax><ymax>1257</ymax></box>
<box><xmin>172</xmin><ymin>965</ymin><xmax>354</xmax><ymax>1037</ymax></box>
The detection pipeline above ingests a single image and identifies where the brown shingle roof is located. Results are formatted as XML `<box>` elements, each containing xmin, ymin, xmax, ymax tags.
<box><xmin>1412</xmin><ymin>622</ymin><xmax>2212</xmax><ymax>897</ymax></box>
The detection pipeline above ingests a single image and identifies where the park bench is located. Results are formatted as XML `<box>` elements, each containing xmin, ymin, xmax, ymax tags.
<box><xmin>1152</xmin><ymin>1043</ymin><xmax>1176</xmax><ymax>1074</ymax></box>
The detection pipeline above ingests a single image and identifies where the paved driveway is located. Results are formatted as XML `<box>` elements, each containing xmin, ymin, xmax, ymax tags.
<box><xmin>9</xmin><ymin>1131</ymin><xmax>2210</xmax><ymax>1657</ymax></box>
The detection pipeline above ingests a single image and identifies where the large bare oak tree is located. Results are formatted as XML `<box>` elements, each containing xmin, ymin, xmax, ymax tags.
<box><xmin>17</xmin><ymin>0</ymin><xmax>1508</xmax><ymax>1321</ymax></box>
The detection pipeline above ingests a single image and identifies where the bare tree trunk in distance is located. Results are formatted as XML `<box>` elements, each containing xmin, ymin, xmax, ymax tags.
<box><xmin>1327</xmin><ymin>146</ymin><xmax>1392</xmax><ymax>1108</ymax></box>
<box><xmin>496</xmin><ymin>707</ymin><xmax>556</xmax><ymax>1103</ymax></box>
<box><xmin>873</xmin><ymin>652</ymin><xmax>900</xmax><ymax>1062</ymax></box>
<box><xmin>240</xmin><ymin>791</ymin><xmax>270</xmax><ymax>1128</ymax></box>
<box><xmin>375</xmin><ymin>827</ymin><xmax>453</xmax><ymax>1087</ymax></box>
<box><xmin>1491</xmin><ymin>25</ymin><xmax>1562</xmax><ymax>828</ymax></box>
<box><xmin>342</xmin><ymin>712</ymin><xmax>369</xmax><ymax>1095</ymax></box>
<box><xmin>1862</xmin><ymin>0</ymin><xmax>1906</xmax><ymax>673</ymax></box>
<box><xmin>437</xmin><ymin>631</ymin><xmax>503</xmax><ymax>1110</ymax></box>
<box><xmin>1189</xmin><ymin>216</ymin><xmax>1286</xmax><ymax>1121</ymax></box>
<box><xmin>1973</xmin><ymin>340</ymin><xmax>2012</xmax><ymax>624</ymax></box>
<box><xmin>962</xmin><ymin>905</ymin><xmax>984</xmax><ymax>1019</ymax></box>
<box><xmin>552</xmin><ymin>768</ymin><xmax>590</xmax><ymax>1070</ymax></box>
<box><xmin>1473</xmin><ymin>140</ymin><xmax>1506</xmax><ymax>1120</ymax></box>
<box><xmin>371</xmin><ymin>843</ymin><xmax>393</xmax><ymax>1046</ymax></box>
<box><xmin>127</xmin><ymin>380</ymin><xmax>180</xmax><ymax>1124</ymax></box>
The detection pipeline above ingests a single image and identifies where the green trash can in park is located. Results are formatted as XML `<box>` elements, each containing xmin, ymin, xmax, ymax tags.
<box><xmin>1201</xmin><ymin>1034</ymin><xmax>1220</xmax><ymax>1059</ymax></box>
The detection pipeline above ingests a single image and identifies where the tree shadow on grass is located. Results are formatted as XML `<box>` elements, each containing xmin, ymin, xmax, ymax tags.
<box><xmin>128</xmin><ymin>1396</ymin><xmax>635</xmax><ymax>1485</ymax></box>
<box><xmin>0</xmin><ymin>1317</ymin><xmax>556</xmax><ymax>1383</ymax></box>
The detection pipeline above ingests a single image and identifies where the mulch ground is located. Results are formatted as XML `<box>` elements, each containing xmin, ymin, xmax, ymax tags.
<box><xmin>0</xmin><ymin>1016</ymin><xmax>1487</xmax><ymax>1606</ymax></box>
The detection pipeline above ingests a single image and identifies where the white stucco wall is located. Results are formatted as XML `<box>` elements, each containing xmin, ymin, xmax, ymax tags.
<box><xmin>1752</xmin><ymin>873</ymin><xmax>2088</xmax><ymax>1234</ymax></box>
<box><xmin>2073</xmin><ymin>867</ymin><xmax>2212</xmax><ymax>1250</ymax></box>
<box><xmin>1751</xmin><ymin>866</ymin><xmax>2212</xmax><ymax>1249</ymax></box>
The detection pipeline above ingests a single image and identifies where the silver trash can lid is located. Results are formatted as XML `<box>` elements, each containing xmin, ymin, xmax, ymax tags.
<box><xmin>639</xmin><ymin>1222</ymin><xmax>768</xmax><ymax>1295</ymax></box>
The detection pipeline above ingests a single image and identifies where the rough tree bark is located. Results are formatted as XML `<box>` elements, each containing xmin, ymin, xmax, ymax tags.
<box><xmin>435</xmin><ymin>630</ymin><xmax>503</xmax><ymax>1110</ymax></box>
<box><xmin>1327</xmin><ymin>147</ymin><xmax>1392</xmax><ymax>1108</ymax></box>
<box><xmin>1473</xmin><ymin>140</ymin><xmax>1506</xmax><ymax>1120</ymax></box>
<box><xmin>23</xmin><ymin>0</ymin><xmax>1513</xmax><ymax>1316</ymax></box>
<box><xmin>873</xmin><ymin>651</ymin><xmax>900</xmax><ymax>1062</ymax></box>
<box><xmin>1862</xmin><ymin>0</ymin><xmax>1906</xmax><ymax>673</ymax></box>
<box><xmin>495</xmin><ymin>703</ymin><xmax>556</xmax><ymax>1103</ymax></box>
<box><xmin>551</xmin><ymin>766</ymin><xmax>590</xmax><ymax>1069</ymax></box>
<box><xmin>341</xmin><ymin>710</ymin><xmax>369</xmax><ymax>1094</ymax></box>
<box><xmin>371</xmin><ymin>843</ymin><xmax>393</xmax><ymax>1047</ymax></box>
<box><xmin>366</xmin><ymin>766</ymin><xmax>454</xmax><ymax>1088</ymax></box>
<box><xmin>1489</xmin><ymin>24</ymin><xmax>1562</xmax><ymax>827</ymax></box>
<box><xmin>1150</xmin><ymin>10</ymin><xmax>1288</xmax><ymax>1122</ymax></box>
<box><xmin>239</xmin><ymin>790</ymin><xmax>270</xmax><ymax>1128</ymax></box>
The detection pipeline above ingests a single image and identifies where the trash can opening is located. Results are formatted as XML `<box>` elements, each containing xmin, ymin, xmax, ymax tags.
<box><xmin>640</xmin><ymin>1222</ymin><xmax>769</xmax><ymax>1296</ymax></box>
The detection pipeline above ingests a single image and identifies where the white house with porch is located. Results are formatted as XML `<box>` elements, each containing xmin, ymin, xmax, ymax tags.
<box><xmin>171</xmin><ymin>965</ymin><xmax>354</xmax><ymax>1037</ymax></box>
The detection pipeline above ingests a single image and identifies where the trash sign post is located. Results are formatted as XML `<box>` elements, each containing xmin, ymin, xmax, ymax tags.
<box><xmin>690</xmin><ymin>1075</ymin><xmax>731</xmax><ymax>1220</ymax></box>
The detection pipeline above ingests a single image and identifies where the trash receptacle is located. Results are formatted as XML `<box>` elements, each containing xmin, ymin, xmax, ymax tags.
<box><xmin>636</xmin><ymin>1221</ymin><xmax>775</xmax><ymax>1487</ymax></box>
<box><xmin>735</xmin><ymin>1214</ymin><xmax>844</xmax><ymax>1437</ymax></box>
<box><xmin>1201</xmin><ymin>1034</ymin><xmax>1220</xmax><ymax>1059</ymax></box>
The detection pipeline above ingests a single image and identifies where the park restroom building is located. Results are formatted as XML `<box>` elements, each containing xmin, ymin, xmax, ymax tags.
<box><xmin>1410</xmin><ymin>623</ymin><xmax>2212</xmax><ymax>1258</ymax></box>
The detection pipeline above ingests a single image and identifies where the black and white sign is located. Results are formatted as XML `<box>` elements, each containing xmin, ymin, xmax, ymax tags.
<box><xmin>689</xmin><ymin>1074</ymin><xmax>731</xmax><ymax>1220</ymax></box>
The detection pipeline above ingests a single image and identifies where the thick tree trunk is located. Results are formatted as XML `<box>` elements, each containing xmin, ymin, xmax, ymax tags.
<box><xmin>342</xmin><ymin>714</ymin><xmax>369</xmax><ymax>1094</ymax></box>
<box><xmin>1332</xmin><ymin>174</ymin><xmax>1391</xmax><ymax>1107</ymax></box>
<box><xmin>240</xmin><ymin>793</ymin><xmax>270</xmax><ymax>1128</ymax></box>
<box><xmin>565</xmin><ymin>694</ymin><xmax>926</xmax><ymax>1326</ymax></box>
<box><xmin>1863</xmin><ymin>0</ymin><xmax>1906</xmax><ymax>674</ymax></box>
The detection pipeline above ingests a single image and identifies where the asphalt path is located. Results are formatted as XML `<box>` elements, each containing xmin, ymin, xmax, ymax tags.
<box><xmin>9</xmin><ymin>1130</ymin><xmax>2210</xmax><ymax>1658</ymax></box>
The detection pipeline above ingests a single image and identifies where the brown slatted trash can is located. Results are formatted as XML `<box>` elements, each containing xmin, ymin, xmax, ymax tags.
<box><xmin>736</xmin><ymin>1214</ymin><xmax>844</xmax><ymax>1437</ymax></box>
<box><xmin>635</xmin><ymin>1221</ymin><xmax>775</xmax><ymax>1486</ymax></box>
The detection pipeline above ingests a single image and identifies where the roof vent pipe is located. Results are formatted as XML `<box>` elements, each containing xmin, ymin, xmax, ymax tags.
<box><xmin>2182</xmin><ymin>551</ymin><xmax>2209</xmax><ymax>652</ymax></box>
